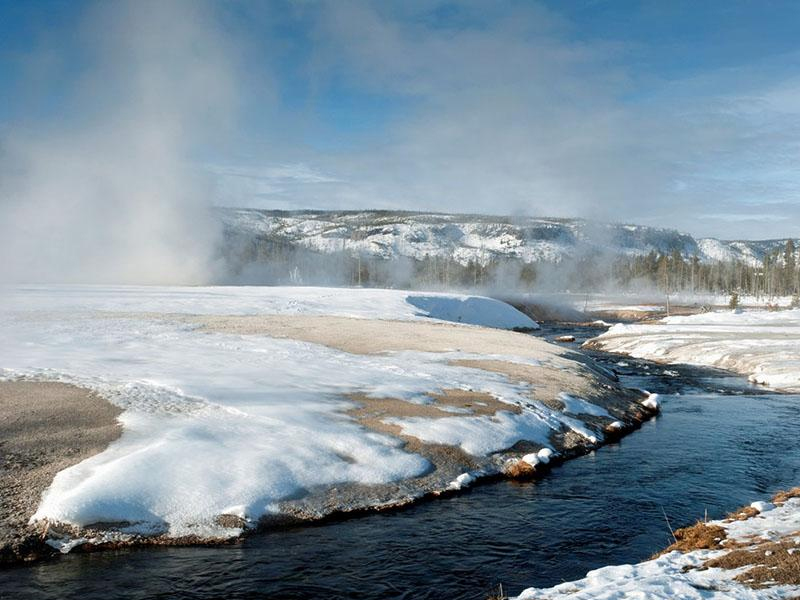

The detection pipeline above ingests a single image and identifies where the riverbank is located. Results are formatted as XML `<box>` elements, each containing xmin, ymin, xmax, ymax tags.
<box><xmin>514</xmin><ymin>489</ymin><xmax>800</xmax><ymax>599</ymax></box>
<box><xmin>587</xmin><ymin>308</ymin><xmax>800</xmax><ymax>392</ymax></box>
<box><xmin>520</xmin><ymin>307</ymin><xmax>800</xmax><ymax>599</ymax></box>
<box><xmin>0</xmin><ymin>285</ymin><xmax>655</xmax><ymax>560</ymax></box>
<box><xmin>4</xmin><ymin>345</ymin><xmax>797</xmax><ymax>599</ymax></box>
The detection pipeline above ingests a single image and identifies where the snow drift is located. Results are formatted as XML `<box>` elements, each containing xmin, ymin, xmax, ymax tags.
<box><xmin>590</xmin><ymin>309</ymin><xmax>800</xmax><ymax>392</ymax></box>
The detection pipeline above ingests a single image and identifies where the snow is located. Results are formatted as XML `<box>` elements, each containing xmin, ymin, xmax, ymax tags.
<box><xmin>514</xmin><ymin>497</ymin><xmax>800</xmax><ymax>599</ymax></box>
<box><xmin>537</xmin><ymin>448</ymin><xmax>555</xmax><ymax>464</ymax></box>
<box><xmin>448</xmin><ymin>472</ymin><xmax>476</xmax><ymax>490</ymax></box>
<box><xmin>0</xmin><ymin>284</ymin><xmax>538</xmax><ymax>330</ymax></box>
<box><xmin>405</xmin><ymin>294</ymin><xmax>538</xmax><ymax>329</ymax></box>
<box><xmin>727</xmin><ymin>499</ymin><xmax>800</xmax><ymax>543</ymax></box>
<box><xmin>750</xmin><ymin>501</ymin><xmax>775</xmax><ymax>514</ymax></box>
<box><xmin>387</xmin><ymin>409</ymin><xmax>555</xmax><ymax>457</ymax></box>
<box><xmin>559</xmin><ymin>393</ymin><xmax>612</xmax><ymax>418</ymax></box>
<box><xmin>558</xmin><ymin>291</ymin><xmax>796</xmax><ymax>314</ymax></box>
<box><xmin>521</xmin><ymin>453</ymin><xmax>540</xmax><ymax>466</ymax></box>
<box><xmin>0</xmin><ymin>285</ymin><xmax>582</xmax><ymax>543</ymax></box>
<box><xmin>591</xmin><ymin>309</ymin><xmax>800</xmax><ymax>392</ymax></box>
<box><xmin>515</xmin><ymin>551</ymin><xmax>785</xmax><ymax>599</ymax></box>
<box><xmin>641</xmin><ymin>393</ymin><xmax>661</xmax><ymax>410</ymax></box>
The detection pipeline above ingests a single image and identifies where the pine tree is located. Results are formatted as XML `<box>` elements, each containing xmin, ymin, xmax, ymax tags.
<box><xmin>784</xmin><ymin>239</ymin><xmax>796</xmax><ymax>294</ymax></box>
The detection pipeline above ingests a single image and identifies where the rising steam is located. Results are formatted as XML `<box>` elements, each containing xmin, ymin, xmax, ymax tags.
<box><xmin>0</xmin><ymin>0</ymin><xmax>237</xmax><ymax>284</ymax></box>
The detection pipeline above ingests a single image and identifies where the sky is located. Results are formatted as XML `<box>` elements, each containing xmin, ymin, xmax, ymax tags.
<box><xmin>2</xmin><ymin>0</ymin><xmax>800</xmax><ymax>241</ymax></box>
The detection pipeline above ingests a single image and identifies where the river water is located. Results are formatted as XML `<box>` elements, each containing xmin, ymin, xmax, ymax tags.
<box><xmin>2</xmin><ymin>325</ymin><xmax>799</xmax><ymax>599</ymax></box>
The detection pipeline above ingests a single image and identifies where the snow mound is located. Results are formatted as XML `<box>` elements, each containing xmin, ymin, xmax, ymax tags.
<box><xmin>749</xmin><ymin>501</ymin><xmax>775</xmax><ymax>514</ymax></box>
<box><xmin>405</xmin><ymin>294</ymin><xmax>538</xmax><ymax>330</ymax></box>
<box><xmin>448</xmin><ymin>472</ymin><xmax>476</xmax><ymax>490</ymax></box>
<box><xmin>559</xmin><ymin>393</ymin><xmax>612</xmax><ymax>418</ymax></box>
<box><xmin>537</xmin><ymin>448</ymin><xmax>555</xmax><ymax>464</ymax></box>
<box><xmin>521</xmin><ymin>453</ymin><xmax>540</xmax><ymax>466</ymax></box>
<box><xmin>641</xmin><ymin>393</ymin><xmax>660</xmax><ymax>411</ymax></box>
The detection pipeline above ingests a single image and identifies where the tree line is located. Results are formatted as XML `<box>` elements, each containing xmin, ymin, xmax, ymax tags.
<box><xmin>613</xmin><ymin>240</ymin><xmax>799</xmax><ymax>297</ymax></box>
<box><xmin>220</xmin><ymin>231</ymin><xmax>800</xmax><ymax>297</ymax></box>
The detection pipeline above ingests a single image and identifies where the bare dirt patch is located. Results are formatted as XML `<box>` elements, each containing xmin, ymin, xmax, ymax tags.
<box><xmin>0</xmin><ymin>381</ymin><xmax>122</xmax><ymax>563</ymax></box>
<box><xmin>347</xmin><ymin>389</ymin><xmax>520</xmax><ymax>426</ymax></box>
<box><xmin>344</xmin><ymin>389</ymin><xmax>512</xmax><ymax>472</ymax></box>
<box><xmin>503</xmin><ymin>459</ymin><xmax>537</xmax><ymax>479</ymax></box>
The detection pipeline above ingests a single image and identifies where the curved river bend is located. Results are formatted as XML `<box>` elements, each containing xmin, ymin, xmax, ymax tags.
<box><xmin>2</xmin><ymin>325</ymin><xmax>799</xmax><ymax>600</ymax></box>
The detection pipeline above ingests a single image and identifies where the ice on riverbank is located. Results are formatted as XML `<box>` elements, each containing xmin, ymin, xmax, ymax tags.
<box><xmin>1</xmin><ymin>285</ymin><xmax>641</xmax><ymax>549</ymax></box>
<box><xmin>589</xmin><ymin>308</ymin><xmax>800</xmax><ymax>392</ymax></box>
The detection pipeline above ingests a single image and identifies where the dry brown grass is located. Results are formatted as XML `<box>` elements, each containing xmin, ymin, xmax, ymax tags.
<box><xmin>725</xmin><ymin>506</ymin><xmax>760</xmax><ymax>522</ymax></box>
<box><xmin>704</xmin><ymin>535</ymin><xmax>800</xmax><ymax>588</ymax></box>
<box><xmin>654</xmin><ymin>522</ymin><xmax>727</xmax><ymax>557</ymax></box>
<box><xmin>653</xmin><ymin>488</ymin><xmax>800</xmax><ymax>591</ymax></box>
<box><xmin>773</xmin><ymin>487</ymin><xmax>800</xmax><ymax>505</ymax></box>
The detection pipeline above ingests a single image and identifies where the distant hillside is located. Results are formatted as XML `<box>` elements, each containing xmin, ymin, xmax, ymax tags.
<box><xmin>218</xmin><ymin>208</ymin><xmax>794</xmax><ymax>268</ymax></box>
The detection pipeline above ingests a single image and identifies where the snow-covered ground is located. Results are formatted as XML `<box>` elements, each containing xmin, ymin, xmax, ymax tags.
<box><xmin>576</xmin><ymin>293</ymin><xmax>795</xmax><ymax>314</ymax></box>
<box><xmin>514</xmin><ymin>496</ymin><xmax>800</xmax><ymax>599</ymax></box>
<box><xmin>1</xmin><ymin>285</ymin><xmax>642</xmax><ymax>549</ymax></box>
<box><xmin>0</xmin><ymin>284</ymin><xmax>537</xmax><ymax>329</ymax></box>
<box><xmin>590</xmin><ymin>309</ymin><xmax>800</xmax><ymax>392</ymax></box>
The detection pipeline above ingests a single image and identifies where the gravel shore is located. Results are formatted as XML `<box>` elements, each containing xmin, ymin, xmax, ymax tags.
<box><xmin>0</xmin><ymin>381</ymin><xmax>121</xmax><ymax>563</ymax></box>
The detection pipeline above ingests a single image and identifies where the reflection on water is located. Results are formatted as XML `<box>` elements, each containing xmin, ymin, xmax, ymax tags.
<box><xmin>2</xmin><ymin>328</ymin><xmax>799</xmax><ymax>600</ymax></box>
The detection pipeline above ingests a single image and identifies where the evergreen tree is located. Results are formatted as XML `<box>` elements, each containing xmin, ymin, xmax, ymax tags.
<box><xmin>784</xmin><ymin>239</ymin><xmax>797</xmax><ymax>293</ymax></box>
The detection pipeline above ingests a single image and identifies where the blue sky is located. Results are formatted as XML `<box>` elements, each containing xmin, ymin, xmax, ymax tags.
<box><xmin>2</xmin><ymin>0</ymin><xmax>800</xmax><ymax>239</ymax></box>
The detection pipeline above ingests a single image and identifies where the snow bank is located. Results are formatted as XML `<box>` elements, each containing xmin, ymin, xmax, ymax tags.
<box><xmin>515</xmin><ymin>551</ymin><xmax>785</xmax><ymax>599</ymax></box>
<box><xmin>0</xmin><ymin>285</ymin><xmax>595</xmax><ymax>544</ymax></box>
<box><xmin>0</xmin><ymin>284</ymin><xmax>537</xmax><ymax>330</ymax></box>
<box><xmin>558</xmin><ymin>393</ymin><xmax>612</xmax><ymax>418</ymax></box>
<box><xmin>515</xmin><ymin>497</ymin><xmax>800</xmax><ymax>599</ymax></box>
<box><xmin>405</xmin><ymin>294</ymin><xmax>538</xmax><ymax>329</ymax></box>
<box><xmin>557</xmin><ymin>292</ymin><xmax>796</xmax><ymax>316</ymax></box>
<box><xmin>591</xmin><ymin>309</ymin><xmax>800</xmax><ymax>392</ymax></box>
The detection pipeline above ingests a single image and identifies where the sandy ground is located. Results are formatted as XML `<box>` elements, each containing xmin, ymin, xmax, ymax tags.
<box><xmin>0</xmin><ymin>381</ymin><xmax>121</xmax><ymax>563</ymax></box>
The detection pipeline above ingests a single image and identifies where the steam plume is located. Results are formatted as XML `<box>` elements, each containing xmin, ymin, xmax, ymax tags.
<box><xmin>0</xmin><ymin>0</ymin><xmax>237</xmax><ymax>284</ymax></box>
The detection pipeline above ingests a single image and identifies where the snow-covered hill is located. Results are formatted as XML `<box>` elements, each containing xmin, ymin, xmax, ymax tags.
<box><xmin>219</xmin><ymin>208</ymin><xmax>793</xmax><ymax>268</ymax></box>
